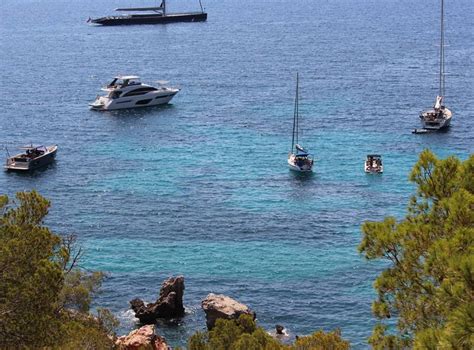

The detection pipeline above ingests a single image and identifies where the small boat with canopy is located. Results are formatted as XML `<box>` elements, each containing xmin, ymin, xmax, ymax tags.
<box><xmin>4</xmin><ymin>144</ymin><xmax>57</xmax><ymax>171</ymax></box>
<box><xmin>288</xmin><ymin>73</ymin><xmax>314</xmax><ymax>172</ymax></box>
<box><xmin>364</xmin><ymin>154</ymin><xmax>383</xmax><ymax>174</ymax></box>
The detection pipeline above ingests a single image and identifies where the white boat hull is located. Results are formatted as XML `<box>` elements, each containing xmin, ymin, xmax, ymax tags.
<box><xmin>90</xmin><ymin>89</ymin><xmax>179</xmax><ymax>111</ymax></box>
<box><xmin>364</xmin><ymin>165</ymin><xmax>383</xmax><ymax>174</ymax></box>
<box><xmin>420</xmin><ymin>107</ymin><xmax>452</xmax><ymax>130</ymax></box>
<box><xmin>288</xmin><ymin>156</ymin><xmax>313</xmax><ymax>172</ymax></box>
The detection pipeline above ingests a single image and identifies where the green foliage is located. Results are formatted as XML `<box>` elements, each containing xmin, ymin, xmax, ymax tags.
<box><xmin>53</xmin><ymin>312</ymin><xmax>115</xmax><ymax>350</ymax></box>
<box><xmin>188</xmin><ymin>314</ymin><xmax>350</xmax><ymax>350</ymax></box>
<box><xmin>359</xmin><ymin>150</ymin><xmax>474</xmax><ymax>349</ymax></box>
<box><xmin>188</xmin><ymin>314</ymin><xmax>281</xmax><ymax>350</ymax></box>
<box><xmin>0</xmin><ymin>191</ymin><xmax>64</xmax><ymax>347</ymax></box>
<box><xmin>58</xmin><ymin>269</ymin><xmax>106</xmax><ymax>313</ymax></box>
<box><xmin>0</xmin><ymin>191</ymin><xmax>116</xmax><ymax>349</ymax></box>
<box><xmin>292</xmin><ymin>329</ymin><xmax>350</xmax><ymax>350</ymax></box>
<box><xmin>97</xmin><ymin>307</ymin><xmax>120</xmax><ymax>337</ymax></box>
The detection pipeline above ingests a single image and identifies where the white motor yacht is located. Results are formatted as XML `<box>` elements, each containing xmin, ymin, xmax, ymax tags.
<box><xmin>90</xmin><ymin>76</ymin><xmax>179</xmax><ymax>111</ymax></box>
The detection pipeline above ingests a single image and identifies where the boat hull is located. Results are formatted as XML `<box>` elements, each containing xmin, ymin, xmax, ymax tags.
<box><xmin>90</xmin><ymin>90</ymin><xmax>179</xmax><ymax>111</ymax></box>
<box><xmin>89</xmin><ymin>12</ymin><xmax>207</xmax><ymax>26</ymax></box>
<box><xmin>5</xmin><ymin>145</ymin><xmax>57</xmax><ymax>172</ymax></box>
<box><xmin>288</xmin><ymin>157</ymin><xmax>313</xmax><ymax>173</ymax></box>
<box><xmin>419</xmin><ymin>107</ymin><xmax>452</xmax><ymax>130</ymax></box>
<box><xmin>364</xmin><ymin>166</ymin><xmax>383</xmax><ymax>174</ymax></box>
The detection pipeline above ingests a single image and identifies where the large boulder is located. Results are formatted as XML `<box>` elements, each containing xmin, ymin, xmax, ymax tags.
<box><xmin>115</xmin><ymin>325</ymin><xmax>168</xmax><ymax>350</ymax></box>
<box><xmin>201</xmin><ymin>293</ymin><xmax>256</xmax><ymax>329</ymax></box>
<box><xmin>130</xmin><ymin>276</ymin><xmax>185</xmax><ymax>324</ymax></box>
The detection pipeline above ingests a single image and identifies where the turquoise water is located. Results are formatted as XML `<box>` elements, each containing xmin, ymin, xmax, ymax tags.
<box><xmin>1</xmin><ymin>0</ymin><xmax>473</xmax><ymax>347</ymax></box>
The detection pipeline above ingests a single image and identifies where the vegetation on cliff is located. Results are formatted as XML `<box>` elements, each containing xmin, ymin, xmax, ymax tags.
<box><xmin>0</xmin><ymin>191</ymin><xmax>118</xmax><ymax>349</ymax></box>
<box><xmin>186</xmin><ymin>314</ymin><xmax>350</xmax><ymax>350</ymax></box>
<box><xmin>360</xmin><ymin>150</ymin><xmax>474</xmax><ymax>349</ymax></box>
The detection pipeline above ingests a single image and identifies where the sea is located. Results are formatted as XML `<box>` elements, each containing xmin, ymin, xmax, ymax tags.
<box><xmin>0</xmin><ymin>0</ymin><xmax>473</xmax><ymax>348</ymax></box>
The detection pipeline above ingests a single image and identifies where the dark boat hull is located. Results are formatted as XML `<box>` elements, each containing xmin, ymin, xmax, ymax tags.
<box><xmin>5</xmin><ymin>146</ymin><xmax>57</xmax><ymax>172</ymax></box>
<box><xmin>89</xmin><ymin>12</ymin><xmax>207</xmax><ymax>26</ymax></box>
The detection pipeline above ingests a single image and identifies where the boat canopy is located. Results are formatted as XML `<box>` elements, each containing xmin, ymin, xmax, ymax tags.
<box><xmin>367</xmin><ymin>154</ymin><xmax>382</xmax><ymax>159</ymax></box>
<box><xmin>115</xmin><ymin>75</ymin><xmax>140</xmax><ymax>81</ymax></box>
<box><xmin>295</xmin><ymin>144</ymin><xmax>308</xmax><ymax>153</ymax></box>
<box><xmin>116</xmin><ymin>7</ymin><xmax>164</xmax><ymax>12</ymax></box>
<box><xmin>19</xmin><ymin>145</ymin><xmax>45</xmax><ymax>150</ymax></box>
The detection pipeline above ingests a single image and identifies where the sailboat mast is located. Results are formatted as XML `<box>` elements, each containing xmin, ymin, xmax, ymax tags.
<box><xmin>439</xmin><ymin>0</ymin><xmax>445</xmax><ymax>98</ymax></box>
<box><xmin>291</xmin><ymin>73</ymin><xmax>298</xmax><ymax>153</ymax></box>
<box><xmin>296</xmin><ymin>73</ymin><xmax>299</xmax><ymax>146</ymax></box>
<box><xmin>162</xmin><ymin>0</ymin><xmax>166</xmax><ymax>16</ymax></box>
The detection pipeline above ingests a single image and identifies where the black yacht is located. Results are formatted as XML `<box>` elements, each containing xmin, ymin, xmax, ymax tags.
<box><xmin>88</xmin><ymin>0</ymin><xmax>207</xmax><ymax>26</ymax></box>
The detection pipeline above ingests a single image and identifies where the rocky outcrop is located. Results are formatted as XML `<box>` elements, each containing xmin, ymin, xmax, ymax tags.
<box><xmin>130</xmin><ymin>276</ymin><xmax>185</xmax><ymax>324</ymax></box>
<box><xmin>115</xmin><ymin>325</ymin><xmax>168</xmax><ymax>350</ymax></box>
<box><xmin>201</xmin><ymin>293</ymin><xmax>256</xmax><ymax>329</ymax></box>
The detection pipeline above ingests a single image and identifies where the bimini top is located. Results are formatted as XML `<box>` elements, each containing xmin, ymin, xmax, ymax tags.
<box><xmin>367</xmin><ymin>154</ymin><xmax>382</xmax><ymax>158</ymax></box>
<box><xmin>115</xmin><ymin>75</ymin><xmax>140</xmax><ymax>81</ymax></box>
<box><xmin>19</xmin><ymin>145</ymin><xmax>46</xmax><ymax>150</ymax></box>
<box><xmin>115</xmin><ymin>7</ymin><xmax>164</xmax><ymax>12</ymax></box>
<box><xmin>295</xmin><ymin>144</ymin><xmax>310</xmax><ymax>156</ymax></box>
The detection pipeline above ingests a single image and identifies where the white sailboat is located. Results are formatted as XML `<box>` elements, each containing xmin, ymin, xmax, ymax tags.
<box><xmin>419</xmin><ymin>0</ymin><xmax>452</xmax><ymax>130</ymax></box>
<box><xmin>288</xmin><ymin>73</ymin><xmax>314</xmax><ymax>172</ymax></box>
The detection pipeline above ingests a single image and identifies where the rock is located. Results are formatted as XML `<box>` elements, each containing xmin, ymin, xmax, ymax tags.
<box><xmin>201</xmin><ymin>293</ymin><xmax>256</xmax><ymax>329</ymax></box>
<box><xmin>130</xmin><ymin>276</ymin><xmax>185</xmax><ymax>324</ymax></box>
<box><xmin>115</xmin><ymin>325</ymin><xmax>168</xmax><ymax>350</ymax></box>
<box><xmin>276</xmin><ymin>324</ymin><xmax>285</xmax><ymax>335</ymax></box>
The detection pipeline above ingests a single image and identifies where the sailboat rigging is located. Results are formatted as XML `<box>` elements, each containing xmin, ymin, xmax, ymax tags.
<box><xmin>418</xmin><ymin>0</ymin><xmax>452</xmax><ymax>131</ymax></box>
<box><xmin>288</xmin><ymin>73</ymin><xmax>314</xmax><ymax>172</ymax></box>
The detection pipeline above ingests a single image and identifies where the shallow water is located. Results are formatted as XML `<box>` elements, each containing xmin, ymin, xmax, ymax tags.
<box><xmin>1</xmin><ymin>0</ymin><xmax>473</xmax><ymax>347</ymax></box>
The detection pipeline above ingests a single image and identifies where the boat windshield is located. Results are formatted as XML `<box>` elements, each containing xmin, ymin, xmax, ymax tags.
<box><xmin>107</xmin><ymin>77</ymin><xmax>141</xmax><ymax>89</ymax></box>
<box><xmin>107</xmin><ymin>78</ymin><xmax>118</xmax><ymax>88</ymax></box>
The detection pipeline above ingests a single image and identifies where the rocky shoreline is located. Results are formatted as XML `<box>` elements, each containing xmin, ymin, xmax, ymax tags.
<box><xmin>117</xmin><ymin>275</ymin><xmax>267</xmax><ymax>349</ymax></box>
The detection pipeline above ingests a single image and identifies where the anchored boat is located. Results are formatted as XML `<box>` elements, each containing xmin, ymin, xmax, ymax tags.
<box><xmin>419</xmin><ymin>0</ymin><xmax>452</xmax><ymax>131</ymax></box>
<box><xmin>5</xmin><ymin>145</ymin><xmax>57</xmax><ymax>171</ymax></box>
<box><xmin>90</xmin><ymin>76</ymin><xmax>179</xmax><ymax>111</ymax></box>
<box><xmin>288</xmin><ymin>73</ymin><xmax>314</xmax><ymax>173</ymax></box>
<box><xmin>88</xmin><ymin>0</ymin><xmax>207</xmax><ymax>26</ymax></box>
<box><xmin>364</xmin><ymin>154</ymin><xmax>383</xmax><ymax>174</ymax></box>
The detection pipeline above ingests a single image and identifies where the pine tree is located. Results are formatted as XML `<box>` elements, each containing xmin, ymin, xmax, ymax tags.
<box><xmin>359</xmin><ymin>150</ymin><xmax>474</xmax><ymax>349</ymax></box>
<box><xmin>0</xmin><ymin>191</ymin><xmax>117</xmax><ymax>349</ymax></box>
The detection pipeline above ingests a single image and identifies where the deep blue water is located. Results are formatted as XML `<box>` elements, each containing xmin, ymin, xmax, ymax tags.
<box><xmin>1</xmin><ymin>0</ymin><xmax>473</xmax><ymax>348</ymax></box>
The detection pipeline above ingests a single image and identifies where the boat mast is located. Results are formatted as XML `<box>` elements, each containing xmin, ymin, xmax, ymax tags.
<box><xmin>439</xmin><ymin>0</ymin><xmax>445</xmax><ymax>98</ymax></box>
<box><xmin>291</xmin><ymin>73</ymin><xmax>299</xmax><ymax>153</ymax></box>
<box><xmin>296</xmin><ymin>73</ymin><xmax>299</xmax><ymax>146</ymax></box>
<box><xmin>199</xmin><ymin>0</ymin><xmax>204</xmax><ymax>13</ymax></box>
<box><xmin>161</xmin><ymin>0</ymin><xmax>166</xmax><ymax>16</ymax></box>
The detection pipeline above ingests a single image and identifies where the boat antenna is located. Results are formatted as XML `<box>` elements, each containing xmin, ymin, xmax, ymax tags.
<box><xmin>199</xmin><ymin>0</ymin><xmax>204</xmax><ymax>13</ymax></box>
<box><xmin>439</xmin><ymin>0</ymin><xmax>445</xmax><ymax>99</ymax></box>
